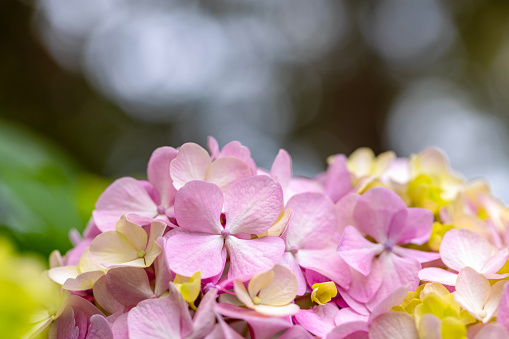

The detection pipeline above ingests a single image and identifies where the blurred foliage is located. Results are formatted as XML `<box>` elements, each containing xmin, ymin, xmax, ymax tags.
<box><xmin>0</xmin><ymin>120</ymin><xmax>109</xmax><ymax>255</ymax></box>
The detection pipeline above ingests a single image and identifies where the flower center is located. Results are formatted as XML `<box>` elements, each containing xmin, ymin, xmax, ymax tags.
<box><xmin>384</xmin><ymin>240</ymin><xmax>394</xmax><ymax>251</ymax></box>
<box><xmin>157</xmin><ymin>205</ymin><xmax>166</xmax><ymax>215</ymax></box>
<box><xmin>479</xmin><ymin>310</ymin><xmax>487</xmax><ymax>318</ymax></box>
<box><xmin>137</xmin><ymin>250</ymin><xmax>146</xmax><ymax>258</ymax></box>
<box><xmin>253</xmin><ymin>296</ymin><xmax>261</xmax><ymax>305</ymax></box>
<box><xmin>290</xmin><ymin>245</ymin><xmax>299</xmax><ymax>255</ymax></box>
<box><xmin>221</xmin><ymin>229</ymin><xmax>230</xmax><ymax>238</ymax></box>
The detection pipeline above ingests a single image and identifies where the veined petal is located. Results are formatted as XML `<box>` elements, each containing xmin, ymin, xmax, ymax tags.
<box><xmin>388</xmin><ymin>208</ymin><xmax>433</xmax><ymax>245</ymax></box>
<box><xmin>392</xmin><ymin>246</ymin><xmax>441</xmax><ymax>263</ymax></box>
<box><xmin>324</xmin><ymin>155</ymin><xmax>352</xmax><ymax>203</ymax></box>
<box><xmin>165</xmin><ymin>233</ymin><xmax>225</xmax><ymax>279</ymax></box>
<box><xmin>294</xmin><ymin>304</ymin><xmax>339</xmax><ymax>338</ymax></box>
<box><xmin>440</xmin><ymin>229</ymin><xmax>495</xmax><ymax>272</ymax></box>
<box><xmin>369</xmin><ymin>312</ymin><xmax>418</xmax><ymax>339</ymax></box>
<box><xmin>278</xmin><ymin>252</ymin><xmax>307</xmax><ymax>296</ymax></box>
<box><xmin>170</xmin><ymin>142</ymin><xmax>210</xmax><ymax>189</ymax></box>
<box><xmin>207</xmin><ymin>157</ymin><xmax>252</xmax><ymax>191</ymax></box>
<box><xmin>190</xmin><ymin>289</ymin><xmax>218</xmax><ymax>339</ymax></box>
<box><xmin>106</xmin><ymin>267</ymin><xmax>154</xmax><ymax>308</ymax></box>
<box><xmin>353</xmin><ymin>187</ymin><xmax>407</xmax><ymax>243</ymax></box>
<box><xmin>335</xmin><ymin>193</ymin><xmax>361</xmax><ymax>234</ymax></box>
<box><xmin>480</xmin><ymin>248</ymin><xmax>509</xmax><ymax>274</ymax></box>
<box><xmin>284</xmin><ymin>193</ymin><xmax>337</xmax><ymax>249</ymax></box>
<box><xmin>174</xmin><ymin>181</ymin><xmax>223</xmax><ymax>234</ymax></box>
<box><xmin>226</xmin><ymin>236</ymin><xmax>285</xmax><ymax>281</ymax></box>
<box><xmin>93</xmin><ymin>177</ymin><xmax>157</xmax><ymax>232</ymax></box>
<box><xmin>147</xmin><ymin>146</ymin><xmax>178</xmax><ymax>207</ymax></box>
<box><xmin>346</xmin><ymin>260</ymin><xmax>383</xmax><ymax>303</ymax></box>
<box><xmin>219</xmin><ymin>140</ymin><xmax>257</xmax><ymax>174</ymax></box>
<box><xmin>296</xmin><ymin>247</ymin><xmax>352</xmax><ymax>289</ymax></box>
<box><xmin>270</xmin><ymin>149</ymin><xmax>292</xmax><ymax>189</ymax></box>
<box><xmin>418</xmin><ymin>267</ymin><xmax>458</xmax><ymax>286</ymax></box>
<box><xmin>454</xmin><ymin>267</ymin><xmax>490</xmax><ymax>321</ymax></box>
<box><xmin>483</xmin><ymin>280</ymin><xmax>506</xmax><ymax>322</ymax></box>
<box><xmin>225</xmin><ymin>176</ymin><xmax>283</xmax><ymax>235</ymax></box>
<box><xmin>337</xmin><ymin>226</ymin><xmax>384</xmax><ymax>276</ymax></box>
<box><xmin>258</xmin><ymin>265</ymin><xmax>298</xmax><ymax>306</ymax></box>
<box><xmin>86</xmin><ymin>315</ymin><xmax>113</xmax><ymax>339</ymax></box>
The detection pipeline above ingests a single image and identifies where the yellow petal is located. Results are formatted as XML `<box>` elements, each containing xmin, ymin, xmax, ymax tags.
<box><xmin>258</xmin><ymin>265</ymin><xmax>297</xmax><ymax>306</ymax></box>
<box><xmin>310</xmin><ymin>281</ymin><xmax>337</xmax><ymax>305</ymax></box>
<box><xmin>175</xmin><ymin>271</ymin><xmax>202</xmax><ymax>305</ymax></box>
<box><xmin>233</xmin><ymin>280</ymin><xmax>255</xmax><ymax>308</ymax></box>
<box><xmin>90</xmin><ymin>231</ymin><xmax>138</xmax><ymax>267</ymax></box>
<box><xmin>257</xmin><ymin>209</ymin><xmax>293</xmax><ymax>238</ymax></box>
<box><xmin>248</xmin><ymin>269</ymin><xmax>274</xmax><ymax>299</ymax></box>
<box><xmin>116</xmin><ymin>215</ymin><xmax>148</xmax><ymax>251</ymax></box>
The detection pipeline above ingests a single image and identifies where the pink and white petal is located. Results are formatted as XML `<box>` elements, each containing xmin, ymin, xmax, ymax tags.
<box><xmin>258</xmin><ymin>265</ymin><xmax>298</xmax><ymax>306</ymax></box>
<box><xmin>219</xmin><ymin>141</ymin><xmax>257</xmax><ymax>175</ymax></box>
<box><xmin>216</xmin><ymin>303</ymin><xmax>292</xmax><ymax>339</ymax></box>
<box><xmin>253</xmin><ymin>303</ymin><xmax>300</xmax><ymax>317</ymax></box>
<box><xmin>388</xmin><ymin>208</ymin><xmax>433</xmax><ymax>245</ymax></box>
<box><xmin>392</xmin><ymin>246</ymin><xmax>441</xmax><ymax>263</ymax></box>
<box><xmin>93</xmin><ymin>177</ymin><xmax>157</xmax><ymax>232</ymax></box>
<box><xmin>417</xmin><ymin>314</ymin><xmax>441</xmax><ymax>339</ymax></box>
<box><xmin>234</xmin><ymin>280</ymin><xmax>255</xmax><ymax>308</ymax></box>
<box><xmin>165</xmin><ymin>233</ymin><xmax>226</xmax><ymax>278</ymax></box>
<box><xmin>454</xmin><ymin>267</ymin><xmax>491</xmax><ymax>320</ymax></box>
<box><xmin>483</xmin><ymin>280</ymin><xmax>507</xmax><ymax>322</ymax></box>
<box><xmin>106</xmin><ymin>267</ymin><xmax>154</xmax><ymax>308</ymax></box>
<box><xmin>337</xmin><ymin>226</ymin><xmax>384</xmax><ymax>276</ymax></box>
<box><xmin>170</xmin><ymin>143</ymin><xmax>210</xmax><ymax>189</ymax></box>
<box><xmin>369</xmin><ymin>312</ymin><xmax>418</xmax><ymax>339</ymax></box>
<box><xmin>346</xmin><ymin>260</ymin><xmax>383</xmax><ymax>304</ymax></box>
<box><xmin>63</xmin><ymin>271</ymin><xmax>105</xmax><ymax>291</ymax></box>
<box><xmin>207</xmin><ymin>157</ymin><xmax>253</xmax><ymax>191</ymax></box>
<box><xmin>440</xmin><ymin>229</ymin><xmax>495</xmax><ymax>272</ymax></box>
<box><xmin>204</xmin><ymin>318</ymin><xmax>244</xmax><ymax>339</ymax></box>
<box><xmin>337</xmin><ymin>287</ymin><xmax>370</xmax><ymax>316</ymax></box>
<box><xmin>334</xmin><ymin>307</ymin><xmax>369</xmax><ymax>328</ymax></box>
<box><xmin>174</xmin><ymin>181</ymin><xmax>223</xmax><ymax>234</ymax></box>
<box><xmin>474</xmin><ymin>323</ymin><xmax>509</xmax><ymax>339</ymax></box>
<box><xmin>278</xmin><ymin>252</ymin><xmax>307</xmax><ymax>296</ymax></box>
<box><xmin>111</xmin><ymin>313</ymin><xmax>129</xmax><ymax>339</ymax></box>
<box><xmin>90</xmin><ymin>231</ymin><xmax>138</xmax><ymax>267</ymax></box>
<box><xmin>418</xmin><ymin>267</ymin><xmax>458</xmax><ymax>286</ymax></box>
<box><xmin>128</xmin><ymin>295</ymin><xmax>191</xmax><ymax>339</ymax></box>
<box><xmin>369</xmin><ymin>285</ymin><xmax>411</xmax><ymax>322</ymax></box>
<box><xmin>147</xmin><ymin>146</ymin><xmax>178</xmax><ymax>207</ymax></box>
<box><xmin>480</xmin><ymin>248</ymin><xmax>509</xmax><ymax>274</ymax></box>
<box><xmin>296</xmin><ymin>247</ymin><xmax>352</xmax><ymax>289</ymax></box>
<box><xmin>248</xmin><ymin>270</ymin><xmax>274</xmax><ymax>300</ymax></box>
<box><xmin>49</xmin><ymin>266</ymin><xmax>80</xmax><ymax>285</ymax></box>
<box><xmin>207</xmin><ymin>136</ymin><xmax>220</xmax><ymax>160</ymax></box>
<box><xmin>324</xmin><ymin>155</ymin><xmax>353</xmax><ymax>203</ymax></box>
<box><xmin>335</xmin><ymin>193</ymin><xmax>361</xmax><ymax>234</ymax></box>
<box><xmin>86</xmin><ymin>315</ymin><xmax>113</xmax><ymax>339</ymax></box>
<box><xmin>226</xmin><ymin>236</ymin><xmax>285</xmax><ymax>281</ymax></box>
<box><xmin>326</xmin><ymin>322</ymin><xmax>369</xmax><ymax>339</ymax></box>
<box><xmin>284</xmin><ymin>193</ymin><xmax>337</xmax><ymax>249</ymax></box>
<box><xmin>270</xmin><ymin>149</ymin><xmax>292</xmax><ymax>189</ymax></box>
<box><xmin>498</xmin><ymin>284</ymin><xmax>509</xmax><ymax>332</ymax></box>
<box><xmin>353</xmin><ymin>187</ymin><xmax>407</xmax><ymax>243</ymax></box>
<box><xmin>190</xmin><ymin>289</ymin><xmax>219</xmax><ymax>339</ymax></box>
<box><xmin>154</xmin><ymin>237</ymin><xmax>173</xmax><ymax>296</ymax></box>
<box><xmin>116</xmin><ymin>215</ymin><xmax>148</xmax><ymax>251</ymax></box>
<box><xmin>294</xmin><ymin>304</ymin><xmax>339</xmax><ymax>338</ymax></box>
<box><xmin>280</xmin><ymin>325</ymin><xmax>314</xmax><ymax>339</ymax></box>
<box><xmin>327</xmin><ymin>308</ymin><xmax>369</xmax><ymax>339</ymax></box>
<box><xmin>225</xmin><ymin>176</ymin><xmax>283</xmax><ymax>235</ymax></box>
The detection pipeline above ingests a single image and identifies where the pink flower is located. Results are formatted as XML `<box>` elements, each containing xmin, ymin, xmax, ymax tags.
<box><xmin>419</xmin><ymin>228</ymin><xmax>509</xmax><ymax>286</ymax></box>
<box><xmin>93</xmin><ymin>147</ymin><xmax>178</xmax><ymax>232</ymax></box>
<box><xmin>165</xmin><ymin>175</ymin><xmax>286</xmax><ymax>281</ymax></box>
<box><xmin>279</xmin><ymin>192</ymin><xmax>351</xmax><ymax>295</ymax></box>
<box><xmin>337</xmin><ymin>187</ymin><xmax>438</xmax><ymax>307</ymax></box>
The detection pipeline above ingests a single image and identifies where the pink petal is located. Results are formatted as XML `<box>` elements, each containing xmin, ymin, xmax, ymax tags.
<box><xmin>270</xmin><ymin>149</ymin><xmax>292</xmax><ymax>189</ymax></box>
<box><xmin>369</xmin><ymin>312</ymin><xmax>418</xmax><ymax>339</ymax></box>
<box><xmin>296</xmin><ymin>247</ymin><xmax>351</xmax><ymax>289</ymax></box>
<box><xmin>336</xmin><ymin>193</ymin><xmax>361</xmax><ymax>235</ymax></box>
<box><xmin>498</xmin><ymin>284</ymin><xmax>509</xmax><ymax>332</ymax></box>
<box><xmin>93</xmin><ymin>178</ymin><xmax>157</xmax><ymax>232</ymax></box>
<box><xmin>174</xmin><ymin>180</ymin><xmax>223</xmax><ymax>234</ymax></box>
<box><xmin>170</xmin><ymin>143</ymin><xmax>210</xmax><ymax>189</ymax></box>
<box><xmin>454</xmin><ymin>267</ymin><xmax>491</xmax><ymax>320</ymax></box>
<box><xmin>369</xmin><ymin>285</ymin><xmax>411</xmax><ymax>322</ymax></box>
<box><xmin>388</xmin><ymin>208</ymin><xmax>433</xmax><ymax>245</ymax></box>
<box><xmin>346</xmin><ymin>260</ymin><xmax>384</xmax><ymax>304</ymax></box>
<box><xmin>284</xmin><ymin>193</ymin><xmax>337</xmax><ymax>250</ymax></box>
<box><xmin>440</xmin><ymin>229</ymin><xmax>496</xmax><ymax>272</ymax></box>
<box><xmin>294</xmin><ymin>304</ymin><xmax>339</xmax><ymax>337</ymax></box>
<box><xmin>337</xmin><ymin>226</ymin><xmax>384</xmax><ymax>276</ymax></box>
<box><xmin>219</xmin><ymin>140</ymin><xmax>257</xmax><ymax>175</ymax></box>
<box><xmin>353</xmin><ymin>187</ymin><xmax>407</xmax><ymax>243</ymax></box>
<box><xmin>225</xmin><ymin>176</ymin><xmax>283</xmax><ymax>235</ymax></box>
<box><xmin>334</xmin><ymin>307</ymin><xmax>369</xmax><ymax>328</ymax></box>
<box><xmin>205</xmin><ymin>318</ymin><xmax>244</xmax><ymax>339</ymax></box>
<box><xmin>278</xmin><ymin>252</ymin><xmax>307</xmax><ymax>296</ymax></box>
<box><xmin>392</xmin><ymin>246</ymin><xmax>441</xmax><ymax>263</ymax></box>
<box><xmin>418</xmin><ymin>267</ymin><xmax>458</xmax><ymax>286</ymax></box>
<box><xmin>280</xmin><ymin>325</ymin><xmax>313</xmax><ymax>339</ymax></box>
<box><xmin>473</xmin><ymin>323</ymin><xmax>509</xmax><ymax>339</ymax></box>
<box><xmin>154</xmin><ymin>237</ymin><xmax>172</xmax><ymax>296</ymax></box>
<box><xmin>93</xmin><ymin>276</ymin><xmax>127</xmax><ymax>314</ymax></box>
<box><xmin>207</xmin><ymin>136</ymin><xmax>220</xmax><ymax>160</ymax></box>
<box><xmin>226</xmin><ymin>236</ymin><xmax>285</xmax><ymax>281</ymax></box>
<box><xmin>86</xmin><ymin>315</ymin><xmax>113</xmax><ymax>339</ymax></box>
<box><xmin>481</xmin><ymin>248</ymin><xmax>509</xmax><ymax>274</ymax></box>
<box><xmin>111</xmin><ymin>313</ymin><xmax>128</xmax><ymax>339</ymax></box>
<box><xmin>337</xmin><ymin>287</ymin><xmax>370</xmax><ymax>316</ymax></box>
<box><xmin>128</xmin><ymin>294</ymin><xmax>193</xmax><ymax>339</ymax></box>
<box><xmin>324</xmin><ymin>155</ymin><xmax>352</xmax><ymax>203</ymax></box>
<box><xmin>192</xmin><ymin>289</ymin><xmax>218</xmax><ymax>338</ymax></box>
<box><xmin>105</xmin><ymin>267</ymin><xmax>154</xmax><ymax>308</ymax></box>
<box><xmin>216</xmin><ymin>303</ymin><xmax>293</xmax><ymax>339</ymax></box>
<box><xmin>327</xmin><ymin>308</ymin><xmax>368</xmax><ymax>339</ymax></box>
<box><xmin>165</xmin><ymin>233</ymin><xmax>226</xmax><ymax>279</ymax></box>
<box><xmin>147</xmin><ymin>146</ymin><xmax>178</xmax><ymax>208</ymax></box>
<box><xmin>207</xmin><ymin>157</ymin><xmax>253</xmax><ymax>191</ymax></box>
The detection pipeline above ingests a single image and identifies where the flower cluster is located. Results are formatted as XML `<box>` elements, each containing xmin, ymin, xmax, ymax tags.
<box><xmin>33</xmin><ymin>139</ymin><xmax>509</xmax><ymax>338</ymax></box>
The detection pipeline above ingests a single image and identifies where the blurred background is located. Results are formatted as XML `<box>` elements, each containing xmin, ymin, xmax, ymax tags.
<box><xmin>2</xmin><ymin>0</ymin><xmax>509</xmax><ymax>256</ymax></box>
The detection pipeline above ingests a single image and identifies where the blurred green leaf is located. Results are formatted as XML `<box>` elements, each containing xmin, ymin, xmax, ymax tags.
<box><xmin>0</xmin><ymin>120</ymin><xmax>109</xmax><ymax>256</ymax></box>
